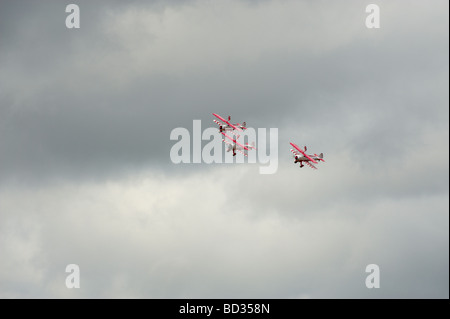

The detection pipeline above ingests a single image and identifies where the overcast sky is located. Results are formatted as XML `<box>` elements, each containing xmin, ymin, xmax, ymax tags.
<box><xmin>0</xmin><ymin>0</ymin><xmax>448</xmax><ymax>298</ymax></box>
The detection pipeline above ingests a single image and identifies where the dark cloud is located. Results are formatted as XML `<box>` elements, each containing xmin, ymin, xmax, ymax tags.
<box><xmin>1</xmin><ymin>0</ymin><xmax>447</xmax><ymax>181</ymax></box>
<box><xmin>0</xmin><ymin>0</ymin><xmax>448</xmax><ymax>298</ymax></box>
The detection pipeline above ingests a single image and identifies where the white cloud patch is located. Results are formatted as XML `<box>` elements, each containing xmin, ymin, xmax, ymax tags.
<box><xmin>0</xmin><ymin>164</ymin><xmax>447</xmax><ymax>298</ymax></box>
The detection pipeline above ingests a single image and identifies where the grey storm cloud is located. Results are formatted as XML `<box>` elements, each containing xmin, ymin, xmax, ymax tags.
<box><xmin>1</xmin><ymin>0</ymin><xmax>446</xmax><ymax>181</ymax></box>
<box><xmin>0</xmin><ymin>0</ymin><xmax>448</xmax><ymax>298</ymax></box>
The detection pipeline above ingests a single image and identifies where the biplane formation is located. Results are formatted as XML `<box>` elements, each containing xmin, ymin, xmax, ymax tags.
<box><xmin>213</xmin><ymin>113</ymin><xmax>325</xmax><ymax>169</ymax></box>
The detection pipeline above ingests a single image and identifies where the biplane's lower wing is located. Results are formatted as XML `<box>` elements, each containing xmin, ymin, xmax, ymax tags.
<box><xmin>213</xmin><ymin>119</ymin><xmax>224</xmax><ymax>126</ymax></box>
<box><xmin>305</xmin><ymin>161</ymin><xmax>317</xmax><ymax>169</ymax></box>
<box><xmin>236</xmin><ymin>149</ymin><xmax>248</xmax><ymax>157</ymax></box>
<box><xmin>290</xmin><ymin>148</ymin><xmax>301</xmax><ymax>157</ymax></box>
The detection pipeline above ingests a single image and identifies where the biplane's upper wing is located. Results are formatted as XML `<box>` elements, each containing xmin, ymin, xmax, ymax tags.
<box><xmin>290</xmin><ymin>143</ymin><xmax>318</xmax><ymax>164</ymax></box>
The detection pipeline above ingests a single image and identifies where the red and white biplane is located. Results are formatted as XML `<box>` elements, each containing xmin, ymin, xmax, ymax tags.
<box><xmin>222</xmin><ymin>132</ymin><xmax>255</xmax><ymax>157</ymax></box>
<box><xmin>212</xmin><ymin>113</ymin><xmax>247</xmax><ymax>134</ymax></box>
<box><xmin>290</xmin><ymin>142</ymin><xmax>325</xmax><ymax>169</ymax></box>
